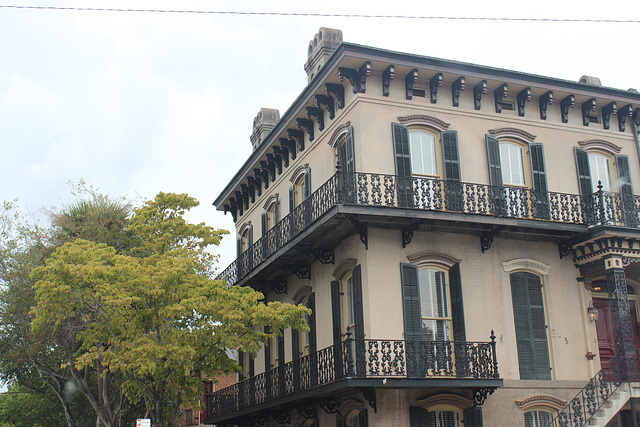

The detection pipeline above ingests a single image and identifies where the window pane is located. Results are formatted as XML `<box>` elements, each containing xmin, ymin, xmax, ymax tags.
<box><xmin>410</xmin><ymin>131</ymin><xmax>437</xmax><ymax>175</ymax></box>
<box><xmin>500</xmin><ymin>142</ymin><xmax>525</xmax><ymax>185</ymax></box>
<box><xmin>418</xmin><ymin>270</ymin><xmax>449</xmax><ymax>318</ymax></box>
<box><xmin>588</xmin><ymin>153</ymin><xmax>611</xmax><ymax>192</ymax></box>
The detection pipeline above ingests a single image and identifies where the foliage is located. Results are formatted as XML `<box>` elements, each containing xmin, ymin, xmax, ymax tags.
<box><xmin>30</xmin><ymin>192</ymin><xmax>310</xmax><ymax>426</ymax></box>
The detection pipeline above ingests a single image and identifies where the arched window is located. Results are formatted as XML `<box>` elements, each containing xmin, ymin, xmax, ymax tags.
<box><xmin>292</xmin><ymin>287</ymin><xmax>316</xmax><ymax>359</ymax></box>
<box><xmin>574</xmin><ymin>142</ymin><xmax>632</xmax><ymax>196</ymax></box>
<box><xmin>237</xmin><ymin>222</ymin><xmax>253</xmax><ymax>256</ymax></box>
<box><xmin>289</xmin><ymin>165</ymin><xmax>311</xmax><ymax>212</ymax></box>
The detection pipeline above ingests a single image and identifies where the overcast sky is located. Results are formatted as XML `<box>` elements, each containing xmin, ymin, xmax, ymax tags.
<box><xmin>1</xmin><ymin>0</ymin><xmax>639</xmax><ymax>269</ymax></box>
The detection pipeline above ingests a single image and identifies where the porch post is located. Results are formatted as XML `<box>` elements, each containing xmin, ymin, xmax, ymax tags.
<box><xmin>605</xmin><ymin>255</ymin><xmax>638</xmax><ymax>381</ymax></box>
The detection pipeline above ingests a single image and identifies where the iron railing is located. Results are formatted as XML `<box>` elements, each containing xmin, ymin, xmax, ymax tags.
<box><xmin>206</xmin><ymin>336</ymin><xmax>499</xmax><ymax>419</ymax></box>
<box><xmin>218</xmin><ymin>172</ymin><xmax>640</xmax><ymax>285</ymax></box>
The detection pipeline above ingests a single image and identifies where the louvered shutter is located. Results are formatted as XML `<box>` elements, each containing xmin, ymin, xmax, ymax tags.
<box><xmin>616</xmin><ymin>155</ymin><xmax>633</xmax><ymax>195</ymax></box>
<box><xmin>264</xmin><ymin>326</ymin><xmax>271</xmax><ymax>371</ymax></box>
<box><xmin>463</xmin><ymin>407</ymin><xmax>483</xmax><ymax>427</ymax></box>
<box><xmin>345</xmin><ymin>126</ymin><xmax>355</xmax><ymax>173</ymax></box>
<box><xmin>336</xmin><ymin>414</ymin><xmax>346</xmax><ymax>427</ymax></box>
<box><xmin>401</xmin><ymin>263</ymin><xmax>421</xmax><ymax>341</ymax></box>
<box><xmin>277</xmin><ymin>334</ymin><xmax>284</xmax><ymax>366</ymax></box>
<box><xmin>442</xmin><ymin>130</ymin><xmax>461</xmax><ymax>182</ymax></box>
<box><xmin>485</xmin><ymin>134</ymin><xmax>502</xmax><ymax>186</ymax></box>
<box><xmin>303</xmin><ymin>170</ymin><xmax>311</xmax><ymax>200</ymax></box>
<box><xmin>511</xmin><ymin>272</ymin><xmax>551</xmax><ymax>380</ymax></box>
<box><xmin>574</xmin><ymin>147</ymin><xmax>592</xmax><ymax>195</ymax></box>
<box><xmin>410</xmin><ymin>406</ymin><xmax>429</xmax><ymax>427</ymax></box>
<box><xmin>274</xmin><ymin>195</ymin><xmax>280</xmax><ymax>223</ymax></box>
<box><xmin>449</xmin><ymin>263</ymin><xmax>466</xmax><ymax>342</ymax></box>
<box><xmin>247</xmin><ymin>225</ymin><xmax>253</xmax><ymax>247</ymax></box>
<box><xmin>331</xmin><ymin>280</ymin><xmax>342</xmax><ymax>344</ymax></box>
<box><xmin>289</xmin><ymin>185</ymin><xmax>295</xmax><ymax>211</ymax></box>
<box><xmin>307</xmin><ymin>292</ymin><xmax>317</xmax><ymax>354</ymax></box>
<box><xmin>529</xmin><ymin>143</ymin><xmax>547</xmax><ymax>192</ymax></box>
<box><xmin>236</xmin><ymin>237</ymin><xmax>241</xmax><ymax>257</ymax></box>
<box><xmin>261</xmin><ymin>212</ymin><xmax>268</xmax><ymax>236</ymax></box>
<box><xmin>358</xmin><ymin>409</ymin><xmax>368</xmax><ymax>426</ymax></box>
<box><xmin>352</xmin><ymin>265</ymin><xmax>365</xmax><ymax>340</ymax></box>
<box><xmin>291</xmin><ymin>327</ymin><xmax>300</xmax><ymax>360</ymax></box>
<box><xmin>238</xmin><ymin>351</ymin><xmax>244</xmax><ymax>381</ymax></box>
<box><xmin>248</xmin><ymin>356</ymin><xmax>255</xmax><ymax>377</ymax></box>
<box><xmin>393</xmin><ymin>123</ymin><xmax>414</xmax><ymax>208</ymax></box>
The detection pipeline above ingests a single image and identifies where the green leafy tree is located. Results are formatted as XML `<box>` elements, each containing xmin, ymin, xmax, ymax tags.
<box><xmin>31</xmin><ymin>193</ymin><xmax>310</xmax><ymax>427</ymax></box>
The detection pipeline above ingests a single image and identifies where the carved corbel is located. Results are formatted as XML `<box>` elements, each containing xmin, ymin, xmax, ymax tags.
<box><xmin>315</xmin><ymin>94</ymin><xmax>336</xmax><ymax>119</ymax></box>
<box><xmin>494</xmin><ymin>83</ymin><xmax>508</xmax><ymax>113</ymax></box>
<box><xmin>257</xmin><ymin>165</ymin><xmax>269</xmax><ymax>190</ymax></box>
<box><xmin>382</xmin><ymin>65</ymin><xmax>395</xmax><ymax>97</ymax></box>
<box><xmin>248</xmin><ymin>175</ymin><xmax>262</xmax><ymax>197</ymax></box>
<box><xmin>320</xmin><ymin>397</ymin><xmax>340</xmax><ymax>414</ymax></box>
<box><xmin>539</xmin><ymin>91</ymin><xmax>553</xmax><ymax>120</ymax></box>
<box><xmin>601</xmin><ymin>102</ymin><xmax>617</xmax><ymax>130</ymax></box>
<box><xmin>346</xmin><ymin>214</ymin><xmax>368</xmax><ymax>250</ymax></box>
<box><xmin>473</xmin><ymin>80</ymin><xmax>487</xmax><ymax>110</ymax></box>
<box><xmin>223</xmin><ymin>204</ymin><xmax>237</xmax><ymax>222</ymax></box>
<box><xmin>296</xmin><ymin>117</ymin><xmax>314</xmax><ymax>142</ymax></box>
<box><xmin>338</xmin><ymin>61</ymin><xmax>371</xmax><ymax>94</ymax></box>
<box><xmin>240</xmin><ymin>183</ymin><xmax>254</xmax><ymax>203</ymax></box>
<box><xmin>301</xmin><ymin>248</ymin><xmax>335</xmax><ymax>264</ymax></box>
<box><xmin>481</xmin><ymin>227</ymin><xmax>502</xmax><ymax>253</ymax></box>
<box><xmin>282</xmin><ymin>265</ymin><xmax>311</xmax><ymax>280</ymax></box>
<box><xmin>581</xmin><ymin>98</ymin><xmax>597</xmax><ymax>126</ymax></box>
<box><xmin>305</xmin><ymin>106</ymin><xmax>324</xmax><ymax>131</ymax></box>
<box><xmin>273</xmin><ymin>145</ymin><xmax>288</xmax><ymax>169</ymax></box>
<box><xmin>266</xmin><ymin>153</ymin><xmax>280</xmax><ymax>177</ymax></box>
<box><xmin>618</xmin><ymin>104</ymin><xmax>633</xmax><ymax>132</ymax></box>
<box><xmin>517</xmin><ymin>87</ymin><xmax>531</xmax><ymax>117</ymax></box>
<box><xmin>560</xmin><ymin>95</ymin><xmax>575</xmax><ymax>123</ymax></box>
<box><xmin>473</xmin><ymin>388</ymin><xmax>496</xmax><ymax>406</ymax></box>
<box><xmin>280</xmin><ymin>137</ymin><xmax>296</xmax><ymax>161</ymax></box>
<box><xmin>405</xmin><ymin>69</ymin><xmax>418</xmax><ymax>100</ymax></box>
<box><xmin>429</xmin><ymin>73</ymin><xmax>443</xmax><ymax>104</ymax></box>
<box><xmin>634</xmin><ymin>108</ymin><xmax>640</xmax><ymax>129</ymax></box>
<box><xmin>452</xmin><ymin>76</ymin><xmax>466</xmax><ymax>107</ymax></box>
<box><xmin>235</xmin><ymin>190</ymin><xmax>249</xmax><ymax>211</ymax></box>
<box><xmin>401</xmin><ymin>222</ymin><xmax>420</xmax><ymax>248</ymax></box>
<box><xmin>260</xmin><ymin>160</ymin><xmax>275</xmax><ymax>183</ymax></box>
<box><xmin>230</xmin><ymin>196</ymin><xmax>243</xmax><ymax>217</ymax></box>
<box><xmin>287</xmin><ymin>128</ymin><xmax>305</xmax><ymax>152</ymax></box>
<box><xmin>298</xmin><ymin>401</ymin><xmax>317</xmax><ymax>419</ymax></box>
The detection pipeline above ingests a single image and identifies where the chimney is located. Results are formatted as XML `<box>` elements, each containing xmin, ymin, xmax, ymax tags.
<box><xmin>304</xmin><ymin>28</ymin><xmax>343</xmax><ymax>83</ymax></box>
<box><xmin>250</xmin><ymin>108</ymin><xmax>280</xmax><ymax>151</ymax></box>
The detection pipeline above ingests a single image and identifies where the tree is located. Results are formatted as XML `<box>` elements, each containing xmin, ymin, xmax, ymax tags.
<box><xmin>31</xmin><ymin>193</ymin><xmax>310</xmax><ymax>427</ymax></box>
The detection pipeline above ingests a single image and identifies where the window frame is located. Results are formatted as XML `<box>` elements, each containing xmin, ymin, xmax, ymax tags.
<box><xmin>524</xmin><ymin>408</ymin><xmax>556</xmax><ymax>427</ymax></box>
<box><xmin>574</xmin><ymin>146</ymin><xmax>632</xmax><ymax>196</ymax></box>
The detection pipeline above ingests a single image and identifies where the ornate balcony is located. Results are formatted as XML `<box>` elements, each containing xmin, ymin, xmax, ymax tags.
<box><xmin>205</xmin><ymin>336</ymin><xmax>500</xmax><ymax>424</ymax></box>
<box><xmin>218</xmin><ymin>171</ymin><xmax>640</xmax><ymax>286</ymax></box>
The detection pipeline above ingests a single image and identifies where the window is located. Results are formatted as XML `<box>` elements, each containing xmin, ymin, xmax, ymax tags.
<box><xmin>410</xmin><ymin>406</ymin><xmax>466</xmax><ymax>427</ymax></box>
<box><xmin>337</xmin><ymin>126</ymin><xmax>355</xmax><ymax>173</ymax></box>
<box><xmin>574</xmin><ymin>147</ymin><xmax>632</xmax><ymax>196</ymax></box>
<box><xmin>410</xmin><ymin>130</ymin><xmax>438</xmax><ymax>176</ymax></box>
<box><xmin>289</xmin><ymin>168</ymin><xmax>311</xmax><ymax>212</ymax></box>
<box><xmin>499</xmin><ymin>141</ymin><xmax>526</xmax><ymax>186</ymax></box>
<box><xmin>292</xmin><ymin>291</ymin><xmax>316</xmax><ymax>359</ymax></box>
<box><xmin>524</xmin><ymin>410</ymin><xmax>554</xmax><ymax>427</ymax></box>
<box><xmin>511</xmin><ymin>272</ymin><xmax>551</xmax><ymax>380</ymax></box>
<box><xmin>418</xmin><ymin>269</ymin><xmax>450</xmax><ymax>340</ymax></box>
<box><xmin>588</xmin><ymin>152</ymin><xmax>611</xmax><ymax>192</ymax></box>
<box><xmin>261</xmin><ymin>195</ymin><xmax>280</xmax><ymax>236</ymax></box>
<box><xmin>337</xmin><ymin>409</ymin><xmax>368</xmax><ymax>427</ymax></box>
<box><xmin>237</xmin><ymin>223</ymin><xmax>253</xmax><ymax>256</ymax></box>
<box><xmin>486</xmin><ymin>134</ymin><xmax>547</xmax><ymax>191</ymax></box>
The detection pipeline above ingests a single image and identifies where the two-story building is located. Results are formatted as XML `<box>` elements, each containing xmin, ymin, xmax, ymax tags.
<box><xmin>206</xmin><ymin>28</ymin><xmax>640</xmax><ymax>427</ymax></box>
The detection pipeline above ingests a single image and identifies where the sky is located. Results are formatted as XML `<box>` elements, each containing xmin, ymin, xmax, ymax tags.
<box><xmin>1</xmin><ymin>0</ymin><xmax>639</xmax><ymax>270</ymax></box>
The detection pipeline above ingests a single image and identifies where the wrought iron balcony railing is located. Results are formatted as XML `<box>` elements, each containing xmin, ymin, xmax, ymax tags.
<box><xmin>218</xmin><ymin>171</ymin><xmax>640</xmax><ymax>285</ymax></box>
<box><xmin>206</xmin><ymin>336</ymin><xmax>499</xmax><ymax>420</ymax></box>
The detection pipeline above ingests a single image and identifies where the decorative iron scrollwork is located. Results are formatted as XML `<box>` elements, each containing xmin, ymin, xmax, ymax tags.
<box><xmin>319</xmin><ymin>397</ymin><xmax>340</xmax><ymax>414</ymax></box>
<box><xmin>382</xmin><ymin>65</ymin><xmax>395</xmax><ymax>97</ymax></box>
<box><xmin>362</xmin><ymin>388</ymin><xmax>377</xmax><ymax>413</ymax></box>
<box><xmin>282</xmin><ymin>264</ymin><xmax>311</xmax><ymax>279</ymax></box>
<box><xmin>273</xmin><ymin>409</ymin><xmax>290</xmax><ymax>425</ymax></box>
<box><xmin>473</xmin><ymin>388</ymin><xmax>496</xmax><ymax>406</ymax></box>
<box><xmin>558</xmin><ymin>241</ymin><xmax>572</xmax><ymax>259</ymax></box>
<box><xmin>346</xmin><ymin>214</ymin><xmax>368</xmax><ymax>250</ymax></box>
<box><xmin>480</xmin><ymin>228</ymin><xmax>501</xmax><ymax>253</ymax></box>
<box><xmin>302</xmin><ymin>248</ymin><xmax>335</xmax><ymax>264</ymax></box>
<box><xmin>401</xmin><ymin>222</ymin><xmax>420</xmax><ymax>248</ymax></box>
<box><xmin>298</xmin><ymin>401</ymin><xmax>317</xmax><ymax>419</ymax></box>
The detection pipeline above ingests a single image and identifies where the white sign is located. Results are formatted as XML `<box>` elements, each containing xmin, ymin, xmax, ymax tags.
<box><xmin>137</xmin><ymin>420</ymin><xmax>151</xmax><ymax>427</ymax></box>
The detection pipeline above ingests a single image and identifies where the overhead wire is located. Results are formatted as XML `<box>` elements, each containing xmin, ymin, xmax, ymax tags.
<box><xmin>0</xmin><ymin>5</ymin><xmax>638</xmax><ymax>24</ymax></box>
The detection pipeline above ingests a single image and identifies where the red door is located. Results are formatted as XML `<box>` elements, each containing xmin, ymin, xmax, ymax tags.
<box><xmin>594</xmin><ymin>298</ymin><xmax>640</xmax><ymax>371</ymax></box>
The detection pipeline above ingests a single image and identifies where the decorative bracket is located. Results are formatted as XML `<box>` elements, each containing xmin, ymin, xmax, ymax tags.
<box><xmin>401</xmin><ymin>222</ymin><xmax>421</xmax><ymax>248</ymax></box>
<box><xmin>325</xmin><ymin>83</ymin><xmax>345</xmax><ymax>110</ymax></box>
<box><xmin>634</xmin><ymin>108</ymin><xmax>640</xmax><ymax>130</ymax></box>
<box><xmin>382</xmin><ymin>65</ymin><xmax>395</xmax><ymax>97</ymax></box>
<box><xmin>266</xmin><ymin>154</ymin><xmax>280</xmax><ymax>177</ymax></box>
<box><xmin>252</xmin><ymin>280</ymin><xmax>288</xmax><ymax>295</ymax></box>
<box><xmin>305</xmin><ymin>106</ymin><xmax>325</xmax><ymax>131</ymax></box>
<box><xmin>302</xmin><ymin>248</ymin><xmax>335</xmax><ymax>264</ymax></box>
<box><xmin>473</xmin><ymin>80</ymin><xmax>487</xmax><ymax>110</ymax></box>
<box><xmin>346</xmin><ymin>214</ymin><xmax>368</xmax><ymax>250</ymax></box>
<box><xmin>494</xmin><ymin>83</ymin><xmax>508</xmax><ymax>113</ymax></box>
<box><xmin>316</xmin><ymin>94</ymin><xmax>336</xmax><ymax>119</ymax></box>
<box><xmin>539</xmin><ymin>91</ymin><xmax>553</xmax><ymax>120</ymax></box>
<box><xmin>558</xmin><ymin>241</ymin><xmax>572</xmax><ymax>259</ymax></box>
<box><xmin>260</xmin><ymin>160</ymin><xmax>274</xmax><ymax>183</ymax></box>
<box><xmin>362</xmin><ymin>388</ymin><xmax>377</xmax><ymax>413</ymax></box>
<box><xmin>339</xmin><ymin>61</ymin><xmax>371</xmax><ymax>94</ymax></box>
<box><xmin>481</xmin><ymin>227</ymin><xmax>502</xmax><ymax>253</ymax></box>
<box><xmin>319</xmin><ymin>397</ymin><xmax>340</xmax><ymax>414</ymax></box>
<box><xmin>405</xmin><ymin>69</ymin><xmax>418</xmax><ymax>100</ymax></box>
<box><xmin>223</xmin><ymin>204</ymin><xmax>237</xmax><ymax>222</ymax></box>
<box><xmin>287</xmin><ymin>128</ymin><xmax>305</xmax><ymax>152</ymax></box>
<box><xmin>429</xmin><ymin>73</ymin><xmax>443</xmax><ymax>104</ymax></box>
<box><xmin>452</xmin><ymin>76</ymin><xmax>466</xmax><ymax>107</ymax></box>
<box><xmin>618</xmin><ymin>104</ymin><xmax>633</xmax><ymax>132</ymax></box>
<box><xmin>602</xmin><ymin>102</ymin><xmax>617</xmax><ymax>130</ymax></box>
<box><xmin>282</xmin><ymin>264</ymin><xmax>311</xmax><ymax>280</ymax></box>
<box><xmin>236</xmin><ymin>190</ymin><xmax>249</xmax><ymax>210</ymax></box>
<box><xmin>240</xmin><ymin>184</ymin><xmax>254</xmax><ymax>204</ymax></box>
<box><xmin>517</xmin><ymin>87</ymin><xmax>531</xmax><ymax>117</ymax></box>
<box><xmin>296</xmin><ymin>118</ymin><xmax>314</xmax><ymax>142</ymax></box>
<box><xmin>273</xmin><ymin>409</ymin><xmax>290</xmax><ymax>425</ymax></box>
<box><xmin>560</xmin><ymin>95</ymin><xmax>575</xmax><ymax>123</ymax></box>
<box><xmin>280</xmin><ymin>137</ymin><xmax>296</xmax><ymax>161</ymax></box>
<box><xmin>248</xmin><ymin>175</ymin><xmax>262</xmax><ymax>197</ymax></box>
<box><xmin>581</xmin><ymin>98</ymin><xmax>597</xmax><ymax>126</ymax></box>
<box><xmin>473</xmin><ymin>388</ymin><xmax>496</xmax><ymax>406</ymax></box>
<box><xmin>273</xmin><ymin>145</ymin><xmax>289</xmax><ymax>169</ymax></box>
<box><xmin>298</xmin><ymin>400</ymin><xmax>317</xmax><ymax>419</ymax></box>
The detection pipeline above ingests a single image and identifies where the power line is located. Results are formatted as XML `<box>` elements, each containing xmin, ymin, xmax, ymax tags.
<box><xmin>0</xmin><ymin>5</ymin><xmax>638</xmax><ymax>24</ymax></box>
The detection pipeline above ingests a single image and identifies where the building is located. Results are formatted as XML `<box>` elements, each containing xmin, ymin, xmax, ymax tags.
<box><xmin>206</xmin><ymin>28</ymin><xmax>640</xmax><ymax>426</ymax></box>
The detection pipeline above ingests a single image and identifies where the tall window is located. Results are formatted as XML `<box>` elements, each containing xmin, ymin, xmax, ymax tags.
<box><xmin>524</xmin><ymin>410</ymin><xmax>554</xmax><ymax>427</ymax></box>
<box><xmin>499</xmin><ymin>142</ymin><xmax>526</xmax><ymax>186</ymax></box>
<box><xmin>418</xmin><ymin>269</ymin><xmax>450</xmax><ymax>340</ymax></box>
<box><xmin>511</xmin><ymin>272</ymin><xmax>551</xmax><ymax>380</ymax></box>
<box><xmin>237</xmin><ymin>223</ymin><xmax>253</xmax><ymax>256</ymax></box>
<box><xmin>261</xmin><ymin>195</ymin><xmax>279</xmax><ymax>237</ymax></box>
<box><xmin>289</xmin><ymin>168</ymin><xmax>311</xmax><ymax>212</ymax></box>
<box><xmin>588</xmin><ymin>152</ymin><xmax>612</xmax><ymax>192</ymax></box>
<box><xmin>410</xmin><ymin>130</ymin><xmax>438</xmax><ymax>176</ymax></box>
<box><xmin>485</xmin><ymin>134</ymin><xmax>547</xmax><ymax>192</ymax></box>
<box><xmin>574</xmin><ymin>147</ymin><xmax>632</xmax><ymax>196</ymax></box>
<box><xmin>427</xmin><ymin>410</ymin><xmax>459</xmax><ymax>427</ymax></box>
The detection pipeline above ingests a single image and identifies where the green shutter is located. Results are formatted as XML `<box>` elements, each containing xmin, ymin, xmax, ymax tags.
<box><xmin>277</xmin><ymin>334</ymin><xmax>284</xmax><ymax>366</ymax></box>
<box><xmin>345</xmin><ymin>126</ymin><xmax>355</xmax><ymax>173</ymax></box>
<box><xmin>307</xmin><ymin>292</ymin><xmax>317</xmax><ymax>354</ymax></box>
<box><xmin>264</xmin><ymin>326</ymin><xmax>271</xmax><ymax>371</ymax></box>
<box><xmin>236</xmin><ymin>237</ymin><xmax>241</xmax><ymax>257</ymax></box>
<box><xmin>274</xmin><ymin>195</ymin><xmax>280</xmax><ymax>223</ymax></box>
<box><xmin>401</xmin><ymin>263</ymin><xmax>421</xmax><ymax>341</ymax></box>
<box><xmin>238</xmin><ymin>350</ymin><xmax>244</xmax><ymax>381</ymax></box>
<box><xmin>289</xmin><ymin>185</ymin><xmax>295</xmax><ymax>212</ymax></box>
<box><xmin>574</xmin><ymin>147</ymin><xmax>592</xmax><ymax>195</ymax></box>
<box><xmin>352</xmin><ymin>265</ymin><xmax>365</xmax><ymax>340</ymax></box>
<box><xmin>291</xmin><ymin>327</ymin><xmax>300</xmax><ymax>360</ymax></box>
<box><xmin>529</xmin><ymin>143</ymin><xmax>548</xmax><ymax>192</ymax></box>
<box><xmin>449</xmin><ymin>263</ymin><xmax>466</xmax><ymax>342</ymax></box>
<box><xmin>485</xmin><ymin>134</ymin><xmax>502</xmax><ymax>186</ymax></box>
<box><xmin>511</xmin><ymin>272</ymin><xmax>551</xmax><ymax>380</ymax></box>
<box><xmin>463</xmin><ymin>407</ymin><xmax>483</xmax><ymax>427</ymax></box>
<box><xmin>410</xmin><ymin>406</ymin><xmax>429</xmax><ymax>427</ymax></box>
<box><xmin>249</xmin><ymin>356</ymin><xmax>255</xmax><ymax>377</ymax></box>
<box><xmin>336</xmin><ymin>414</ymin><xmax>346</xmax><ymax>427</ymax></box>
<box><xmin>392</xmin><ymin>123</ymin><xmax>411</xmax><ymax>177</ymax></box>
<box><xmin>616</xmin><ymin>155</ymin><xmax>633</xmax><ymax>195</ymax></box>
<box><xmin>331</xmin><ymin>280</ymin><xmax>342</xmax><ymax>344</ymax></box>
<box><xmin>303</xmin><ymin>170</ymin><xmax>311</xmax><ymax>200</ymax></box>
<box><xmin>261</xmin><ymin>212</ymin><xmax>268</xmax><ymax>236</ymax></box>
<box><xmin>247</xmin><ymin>225</ymin><xmax>253</xmax><ymax>247</ymax></box>
<box><xmin>442</xmin><ymin>130</ymin><xmax>461</xmax><ymax>182</ymax></box>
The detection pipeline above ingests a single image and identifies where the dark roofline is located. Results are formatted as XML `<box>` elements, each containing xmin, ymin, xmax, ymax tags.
<box><xmin>214</xmin><ymin>42</ymin><xmax>639</xmax><ymax>209</ymax></box>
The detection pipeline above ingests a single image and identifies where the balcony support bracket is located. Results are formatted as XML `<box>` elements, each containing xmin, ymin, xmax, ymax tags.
<box><xmin>346</xmin><ymin>214</ymin><xmax>368</xmax><ymax>250</ymax></box>
<box><xmin>480</xmin><ymin>227</ymin><xmax>501</xmax><ymax>253</ymax></box>
<box><xmin>272</xmin><ymin>409</ymin><xmax>291</xmax><ymax>425</ymax></box>
<box><xmin>282</xmin><ymin>265</ymin><xmax>311</xmax><ymax>280</ymax></box>
<box><xmin>558</xmin><ymin>241</ymin><xmax>573</xmax><ymax>259</ymax></box>
<box><xmin>402</xmin><ymin>222</ymin><xmax>421</xmax><ymax>248</ymax></box>
<box><xmin>252</xmin><ymin>280</ymin><xmax>288</xmax><ymax>295</ymax></box>
<box><xmin>319</xmin><ymin>397</ymin><xmax>340</xmax><ymax>414</ymax></box>
<box><xmin>298</xmin><ymin>400</ymin><xmax>317</xmax><ymax>419</ymax></box>
<box><xmin>473</xmin><ymin>387</ymin><xmax>496</xmax><ymax>406</ymax></box>
<box><xmin>302</xmin><ymin>248</ymin><xmax>335</xmax><ymax>264</ymax></box>
<box><xmin>361</xmin><ymin>387</ymin><xmax>377</xmax><ymax>413</ymax></box>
